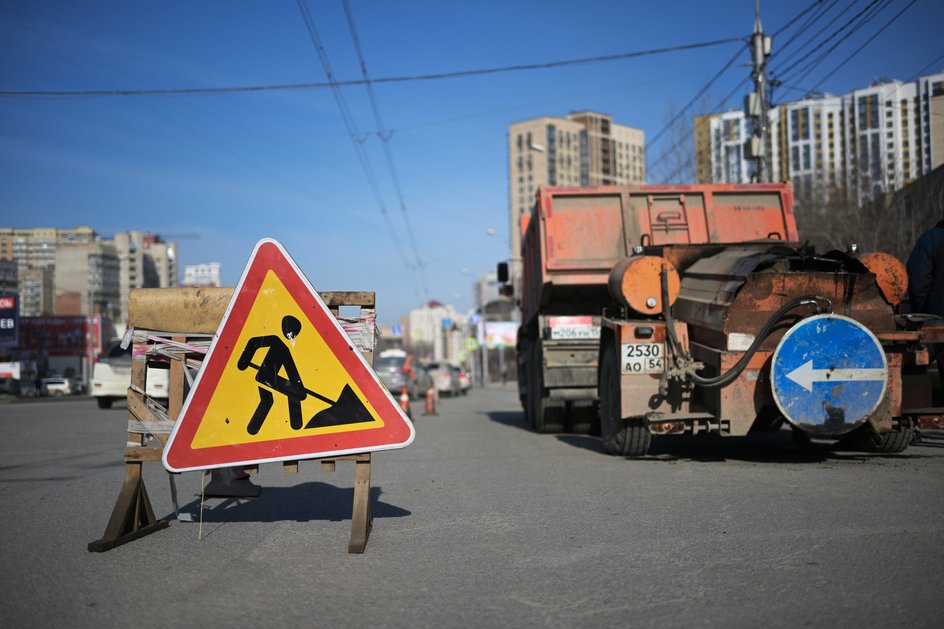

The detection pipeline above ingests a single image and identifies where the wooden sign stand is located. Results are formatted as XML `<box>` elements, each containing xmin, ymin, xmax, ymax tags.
<box><xmin>88</xmin><ymin>288</ymin><xmax>378</xmax><ymax>554</ymax></box>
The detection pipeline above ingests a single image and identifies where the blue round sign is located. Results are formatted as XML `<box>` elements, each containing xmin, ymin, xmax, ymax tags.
<box><xmin>771</xmin><ymin>314</ymin><xmax>887</xmax><ymax>436</ymax></box>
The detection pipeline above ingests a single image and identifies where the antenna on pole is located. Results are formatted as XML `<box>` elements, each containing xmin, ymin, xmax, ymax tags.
<box><xmin>746</xmin><ymin>0</ymin><xmax>772</xmax><ymax>182</ymax></box>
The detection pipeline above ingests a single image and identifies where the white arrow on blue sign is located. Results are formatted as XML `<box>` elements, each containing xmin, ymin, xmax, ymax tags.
<box><xmin>771</xmin><ymin>313</ymin><xmax>887</xmax><ymax>434</ymax></box>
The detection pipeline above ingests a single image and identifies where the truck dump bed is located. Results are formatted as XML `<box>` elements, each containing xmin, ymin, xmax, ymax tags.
<box><xmin>520</xmin><ymin>184</ymin><xmax>798</xmax><ymax>324</ymax></box>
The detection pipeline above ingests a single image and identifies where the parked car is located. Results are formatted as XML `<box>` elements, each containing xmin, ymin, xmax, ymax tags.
<box><xmin>41</xmin><ymin>376</ymin><xmax>73</xmax><ymax>397</ymax></box>
<box><xmin>0</xmin><ymin>377</ymin><xmax>21</xmax><ymax>396</ymax></box>
<box><xmin>451</xmin><ymin>364</ymin><xmax>472</xmax><ymax>395</ymax></box>
<box><xmin>374</xmin><ymin>349</ymin><xmax>432</xmax><ymax>399</ymax></box>
<box><xmin>92</xmin><ymin>340</ymin><xmax>169</xmax><ymax>409</ymax></box>
<box><xmin>425</xmin><ymin>361</ymin><xmax>460</xmax><ymax>397</ymax></box>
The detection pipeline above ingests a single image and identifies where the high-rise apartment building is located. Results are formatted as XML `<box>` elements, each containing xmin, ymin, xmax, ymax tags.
<box><xmin>0</xmin><ymin>259</ymin><xmax>16</xmax><ymax>295</ymax></box>
<box><xmin>0</xmin><ymin>227</ymin><xmax>98</xmax><ymax>316</ymax></box>
<box><xmin>0</xmin><ymin>226</ymin><xmax>178</xmax><ymax>324</ymax></box>
<box><xmin>54</xmin><ymin>242</ymin><xmax>121</xmax><ymax>321</ymax></box>
<box><xmin>508</xmin><ymin>111</ymin><xmax>645</xmax><ymax>273</ymax></box>
<box><xmin>695</xmin><ymin>72</ymin><xmax>944</xmax><ymax>206</ymax></box>
<box><xmin>112</xmin><ymin>231</ymin><xmax>178</xmax><ymax>323</ymax></box>
<box><xmin>17</xmin><ymin>267</ymin><xmax>53</xmax><ymax>316</ymax></box>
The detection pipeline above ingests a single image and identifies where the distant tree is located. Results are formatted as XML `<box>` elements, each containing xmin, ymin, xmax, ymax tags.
<box><xmin>793</xmin><ymin>165</ymin><xmax>944</xmax><ymax>261</ymax></box>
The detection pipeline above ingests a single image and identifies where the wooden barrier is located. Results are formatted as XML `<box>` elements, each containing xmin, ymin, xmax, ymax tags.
<box><xmin>89</xmin><ymin>288</ymin><xmax>378</xmax><ymax>554</ymax></box>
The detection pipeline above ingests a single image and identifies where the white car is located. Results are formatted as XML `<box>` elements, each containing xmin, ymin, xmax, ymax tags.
<box><xmin>92</xmin><ymin>341</ymin><xmax>169</xmax><ymax>409</ymax></box>
<box><xmin>41</xmin><ymin>376</ymin><xmax>73</xmax><ymax>397</ymax></box>
<box><xmin>424</xmin><ymin>361</ymin><xmax>460</xmax><ymax>397</ymax></box>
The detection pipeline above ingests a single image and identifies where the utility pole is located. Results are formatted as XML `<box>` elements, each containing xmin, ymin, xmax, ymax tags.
<box><xmin>746</xmin><ymin>0</ymin><xmax>772</xmax><ymax>182</ymax></box>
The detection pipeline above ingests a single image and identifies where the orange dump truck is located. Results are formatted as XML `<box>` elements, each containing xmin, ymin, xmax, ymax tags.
<box><xmin>500</xmin><ymin>183</ymin><xmax>942</xmax><ymax>452</ymax></box>
<box><xmin>500</xmin><ymin>183</ymin><xmax>806</xmax><ymax>434</ymax></box>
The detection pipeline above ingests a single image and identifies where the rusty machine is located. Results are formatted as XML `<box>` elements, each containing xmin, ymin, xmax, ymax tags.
<box><xmin>501</xmin><ymin>183</ymin><xmax>813</xmax><ymax>435</ymax></box>
<box><xmin>598</xmin><ymin>183</ymin><xmax>944</xmax><ymax>456</ymax></box>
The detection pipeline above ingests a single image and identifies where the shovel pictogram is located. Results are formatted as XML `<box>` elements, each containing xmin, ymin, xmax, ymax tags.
<box><xmin>245</xmin><ymin>361</ymin><xmax>374</xmax><ymax>430</ymax></box>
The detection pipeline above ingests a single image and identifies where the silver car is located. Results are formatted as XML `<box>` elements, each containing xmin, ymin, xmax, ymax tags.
<box><xmin>375</xmin><ymin>352</ymin><xmax>433</xmax><ymax>399</ymax></box>
<box><xmin>424</xmin><ymin>361</ymin><xmax>460</xmax><ymax>397</ymax></box>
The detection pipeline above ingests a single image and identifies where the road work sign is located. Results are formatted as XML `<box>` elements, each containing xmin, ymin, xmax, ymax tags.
<box><xmin>163</xmin><ymin>239</ymin><xmax>414</xmax><ymax>473</ymax></box>
<box><xmin>771</xmin><ymin>313</ymin><xmax>887</xmax><ymax>435</ymax></box>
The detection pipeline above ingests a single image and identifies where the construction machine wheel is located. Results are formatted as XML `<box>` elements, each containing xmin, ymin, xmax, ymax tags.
<box><xmin>565</xmin><ymin>400</ymin><xmax>596</xmax><ymax>434</ymax></box>
<box><xmin>599</xmin><ymin>341</ymin><xmax>651</xmax><ymax>457</ymax></box>
<box><xmin>849</xmin><ymin>420</ymin><xmax>913</xmax><ymax>454</ymax></box>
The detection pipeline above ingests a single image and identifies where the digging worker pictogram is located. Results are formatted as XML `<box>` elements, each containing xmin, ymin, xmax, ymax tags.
<box><xmin>238</xmin><ymin>315</ymin><xmax>308</xmax><ymax>435</ymax></box>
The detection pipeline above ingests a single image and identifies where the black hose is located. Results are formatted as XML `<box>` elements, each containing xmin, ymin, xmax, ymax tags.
<box><xmin>660</xmin><ymin>267</ymin><xmax>831</xmax><ymax>389</ymax></box>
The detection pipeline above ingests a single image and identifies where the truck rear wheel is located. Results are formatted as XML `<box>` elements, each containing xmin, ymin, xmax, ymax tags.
<box><xmin>599</xmin><ymin>342</ymin><xmax>650</xmax><ymax>457</ymax></box>
<box><xmin>96</xmin><ymin>397</ymin><xmax>113</xmax><ymax>409</ymax></box>
<box><xmin>849</xmin><ymin>420</ymin><xmax>913</xmax><ymax>454</ymax></box>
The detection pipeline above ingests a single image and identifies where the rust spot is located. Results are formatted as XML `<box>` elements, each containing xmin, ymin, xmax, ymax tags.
<box><xmin>858</xmin><ymin>252</ymin><xmax>908</xmax><ymax>306</ymax></box>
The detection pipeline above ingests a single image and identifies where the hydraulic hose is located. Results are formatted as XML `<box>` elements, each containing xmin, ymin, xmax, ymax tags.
<box><xmin>660</xmin><ymin>267</ymin><xmax>831</xmax><ymax>389</ymax></box>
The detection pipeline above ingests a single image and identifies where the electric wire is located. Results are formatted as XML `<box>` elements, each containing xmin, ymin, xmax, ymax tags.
<box><xmin>806</xmin><ymin>0</ymin><xmax>921</xmax><ymax>93</ymax></box>
<box><xmin>340</xmin><ymin>0</ymin><xmax>428</xmax><ymax>298</ymax></box>
<box><xmin>295</xmin><ymin>0</ymin><xmax>420</xmax><ymax>299</ymax></box>
<box><xmin>771</xmin><ymin>0</ymin><xmax>831</xmax><ymax>37</ymax></box>
<box><xmin>0</xmin><ymin>37</ymin><xmax>745</xmax><ymax>97</ymax></box>
<box><xmin>647</xmin><ymin>0</ymin><xmax>835</xmax><ymax>178</ymax></box>
<box><xmin>772</xmin><ymin>0</ymin><xmax>886</xmax><ymax>85</ymax></box>
<box><xmin>768</xmin><ymin>0</ymin><xmax>856</xmax><ymax>77</ymax></box>
<box><xmin>654</xmin><ymin>0</ymin><xmax>917</xmax><ymax>183</ymax></box>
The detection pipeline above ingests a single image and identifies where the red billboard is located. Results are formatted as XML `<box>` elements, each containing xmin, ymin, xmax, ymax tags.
<box><xmin>19</xmin><ymin>316</ymin><xmax>90</xmax><ymax>357</ymax></box>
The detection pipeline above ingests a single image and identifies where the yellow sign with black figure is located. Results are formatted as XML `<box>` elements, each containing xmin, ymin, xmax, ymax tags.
<box><xmin>163</xmin><ymin>239</ymin><xmax>414</xmax><ymax>473</ymax></box>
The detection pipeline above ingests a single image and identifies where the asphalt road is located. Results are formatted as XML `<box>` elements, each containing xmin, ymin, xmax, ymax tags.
<box><xmin>1</xmin><ymin>389</ymin><xmax>943</xmax><ymax>628</ymax></box>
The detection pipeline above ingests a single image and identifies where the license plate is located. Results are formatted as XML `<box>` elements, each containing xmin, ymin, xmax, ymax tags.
<box><xmin>621</xmin><ymin>343</ymin><xmax>665</xmax><ymax>374</ymax></box>
<box><xmin>549</xmin><ymin>325</ymin><xmax>601</xmax><ymax>340</ymax></box>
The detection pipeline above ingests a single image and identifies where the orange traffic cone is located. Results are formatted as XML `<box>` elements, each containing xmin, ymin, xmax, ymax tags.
<box><xmin>423</xmin><ymin>386</ymin><xmax>438</xmax><ymax>416</ymax></box>
<box><xmin>399</xmin><ymin>386</ymin><xmax>412</xmax><ymax>419</ymax></box>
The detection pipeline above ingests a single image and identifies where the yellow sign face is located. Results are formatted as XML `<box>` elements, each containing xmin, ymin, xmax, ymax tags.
<box><xmin>191</xmin><ymin>270</ymin><xmax>382</xmax><ymax>448</ymax></box>
<box><xmin>163</xmin><ymin>239</ymin><xmax>414</xmax><ymax>473</ymax></box>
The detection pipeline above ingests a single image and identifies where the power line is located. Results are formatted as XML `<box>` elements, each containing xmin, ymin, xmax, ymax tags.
<box><xmin>807</xmin><ymin>0</ymin><xmax>920</xmax><ymax>92</ymax></box>
<box><xmin>683</xmin><ymin>31</ymin><xmax>936</xmax><ymax>188</ymax></box>
<box><xmin>772</xmin><ymin>0</ymin><xmax>886</xmax><ymax>85</ymax></box>
<box><xmin>340</xmin><ymin>0</ymin><xmax>428</xmax><ymax>297</ymax></box>
<box><xmin>659</xmin><ymin>76</ymin><xmax>751</xmax><ymax>182</ymax></box>
<box><xmin>777</xmin><ymin>0</ymin><xmax>895</xmax><ymax>90</ymax></box>
<box><xmin>648</xmin><ymin>0</ymin><xmax>832</xmax><ymax>179</ymax></box>
<box><xmin>294</xmin><ymin>0</ymin><xmax>420</xmax><ymax>299</ymax></box>
<box><xmin>646</xmin><ymin>47</ymin><xmax>743</xmax><ymax>152</ymax></box>
<box><xmin>0</xmin><ymin>37</ymin><xmax>745</xmax><ymax>97</ymax></box>
<box><xmin>772</xmin><ymin>0</ymin><xmax>833</xmax><ymax>38</ymax></box>
<box><xmin>768</xmin><ymin>0</ymin><xmax>848</xmax><ymax>74</ymax></box>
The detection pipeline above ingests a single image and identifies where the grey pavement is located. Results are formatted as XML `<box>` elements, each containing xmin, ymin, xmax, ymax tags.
<box><xmin>1</xmin><ymin>389</ymin><xmax>943</xmax><ymax>628</ymax></box>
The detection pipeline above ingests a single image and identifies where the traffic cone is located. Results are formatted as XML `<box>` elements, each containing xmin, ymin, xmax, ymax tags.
<box><xmin>423</xmin><ymin>386</ymin><xmax>438</xmax><ymax>416</ymax></box>
<box><xmin>399</xmin><ymin>385</ymin><xmax>412</xmax><ymax>419</ymax></box>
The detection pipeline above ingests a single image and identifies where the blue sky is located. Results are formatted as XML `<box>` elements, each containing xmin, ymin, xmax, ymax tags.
<box><xmin>1</xmin><ymin>0</ymin><xmax>941</xmax><ymax>324</ymax></box>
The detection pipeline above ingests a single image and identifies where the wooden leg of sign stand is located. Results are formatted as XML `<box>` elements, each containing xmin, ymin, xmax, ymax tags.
<box><xmin>348</xmin><ymin>454</ymin><xmax>372</xmax><ymax>554</ymax></box>
<box><xmin>88</xmin><ymin>460</ymin><xmax>169</xmax><ymax>552</ymax></box>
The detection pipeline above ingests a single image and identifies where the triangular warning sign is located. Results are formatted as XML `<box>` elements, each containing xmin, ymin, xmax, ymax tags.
<box><xmin>163</xmin><ymin>239</ymin><xmax>414</xmax><ymax>472</ymax></box>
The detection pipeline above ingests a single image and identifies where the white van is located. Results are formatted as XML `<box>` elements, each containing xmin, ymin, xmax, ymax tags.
<box><xmin>91</xmin><ymin>340</ymin><xmax>169</xmax><ymax>409</ymax></box>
